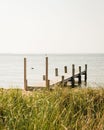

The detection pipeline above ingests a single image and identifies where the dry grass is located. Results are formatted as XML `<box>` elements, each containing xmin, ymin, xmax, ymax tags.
<box><xmin>0</xmin><ymin>87</ymin><xmax>104</xmax><ymax>130</ymax></box>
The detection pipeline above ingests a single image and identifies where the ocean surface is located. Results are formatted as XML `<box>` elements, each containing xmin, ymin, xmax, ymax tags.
<box><xmin>0</xmin><ymin>54</ymin><xmax>104</xmax><ymax>88</ymax></box>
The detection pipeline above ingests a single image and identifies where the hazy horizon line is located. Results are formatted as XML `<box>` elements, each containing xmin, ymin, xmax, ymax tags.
<box><xmin>0</xmin><ymin>52</ymin><xmax>104</xmax><ymax>55</ymax></box>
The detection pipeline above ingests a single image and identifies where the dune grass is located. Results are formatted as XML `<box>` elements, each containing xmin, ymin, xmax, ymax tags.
<box><xmin>0</xmin><ymin>87</ymin><xmax>104</xmax><ymax>130</ymax></box>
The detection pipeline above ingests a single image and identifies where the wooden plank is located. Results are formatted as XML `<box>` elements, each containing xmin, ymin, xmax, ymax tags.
<box><xmin>52</xmin><ymin>70</ymin><xmax>86</xmax><ymax>86</ymax></box>
<box><xmin>81</xmin><ymin>71</ymin><xmax>85</xmax><ymax>75</ymax></box>
<box><xmin>48</xmin><ymin>65</ymin><xmax>87</xmax><ymax>87</ymax></box>
<box><xmin>74</xmin><ymin>73</ymin><xmax>79</xmax><ymax>78</ymax></box>
<box><xmin>64</xmin><ymin>76</ymin><xmax>72</xmax><ymax>82</ymax></box>
<box><xmin>27</xmin><ymin>86</ymin><xmax>46</xmax><ymax>91</ymax></box>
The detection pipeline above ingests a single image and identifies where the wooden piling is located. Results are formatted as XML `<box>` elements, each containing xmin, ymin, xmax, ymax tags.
<box><xmin>71</xmin><ymin>64</ymin><xmax>75</xmax><ymax>86</ymax></box>
<box><xmin>64</xmin><ymin>66</ymin><xmax>67</xmax><ymax>73</ymax></box>
<box><xmin>45</xmin><ymin>57</ymin><xmax>48</xmax><ymax>88</ymax></box>
<box><xmin>55</xmin><ymin>68</ymin><xmax>58</xmax><ymax>76</ymax></box>
<box><xmin>47</xmin><ymin>80</ymin><xmax>50</xmax><ymax>89</ymax></box>
<box><xmin>26</xmin><ymin>79</ymin><xmax>28</xmax><ymax>90</ymax></box>
<box><xmin>43</xmin><ymin>75</ymin><xmax>45</xmax><ymax>80</ymax></box>
<box><xmin>24</xmin><ymin>58</ymin><xmax>27</xmax><ymax>91</ymax></box>
<box><xmin>85</xmin><ymin>64</ymin><xmax>87</xmax><ymax>85</ymax></box>
<box><xmin>78</xmin><ymin>66</ymin><xmax>81</xmax><ymax>85</ymax></box>
<box><xmin>61</xmin><ymin>75</ymin><xmax>64</xmax><ymax>86</ymax></box>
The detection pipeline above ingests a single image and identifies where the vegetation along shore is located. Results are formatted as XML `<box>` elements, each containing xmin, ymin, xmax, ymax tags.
<box><xmin>0</xmin><ymin>86</ymin><xmax>104</xmax><ymax>130</ymax></box>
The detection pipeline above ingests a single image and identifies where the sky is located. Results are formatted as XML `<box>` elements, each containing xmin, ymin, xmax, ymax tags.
<box><xmin>0</xmin><ymin>0</ymin><xmax>104</xmax><ymax>54</ymax></box>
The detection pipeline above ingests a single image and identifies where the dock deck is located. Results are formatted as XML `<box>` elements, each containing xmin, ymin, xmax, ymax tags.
<box><xmin>24</xmin><ymin>57</ymin><xmax>87</xmax><ymax>91</ymax></box>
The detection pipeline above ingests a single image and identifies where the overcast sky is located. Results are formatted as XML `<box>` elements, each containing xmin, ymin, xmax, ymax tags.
<box><xmin>0</xmin><ymin>0</ymin><xmax>104</xmax><ymax>54</ymax></box>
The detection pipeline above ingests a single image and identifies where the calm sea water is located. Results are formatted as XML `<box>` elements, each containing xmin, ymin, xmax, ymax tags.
<box><xmin>0</xmin><ymin>54</ymin><xmax>104</xmax><ymax>88</ymax></box>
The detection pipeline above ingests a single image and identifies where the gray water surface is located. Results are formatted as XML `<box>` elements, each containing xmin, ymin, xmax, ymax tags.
<box><xmin>0</xmin><ymin>54</ymin><xmax>104</xmax><ymax>88</ymax></box>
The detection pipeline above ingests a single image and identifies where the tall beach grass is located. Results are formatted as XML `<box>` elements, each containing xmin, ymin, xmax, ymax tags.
<box><xmin>0</xmin><ymin>87</ymin><xmax>104</xmax><ymax>130</ymax></box>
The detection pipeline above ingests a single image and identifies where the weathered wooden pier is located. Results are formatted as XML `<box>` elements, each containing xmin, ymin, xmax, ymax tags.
<box><xmin>24</xmin><ymin>57</ymin><xmax>87</xmax><ymax>91</ymax></box>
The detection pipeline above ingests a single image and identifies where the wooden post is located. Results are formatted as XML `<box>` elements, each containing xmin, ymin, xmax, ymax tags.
<box><xmin>43</xmin><ymin>75</ymin><xmax>46</xmax><ymax>80</ymax></box>
<box><xmin>45</xmin><ymin>57</ymin><xmax>48</xmax><ymax>88</ymax></box>
<box><xmin>24</xmin><ymin>58</ymin><xmax>27</xmax><ymax>91</ymax></box>
<box><xmin>64</xmin><ymin>66</ymin><xmax>67</xmax><ymax>73</ymax></box>
<box><xmin>85</xmin><ymin>64</ymin><xmax>87</xmax><ymax>85</ymax></box>
<box><xmin>26</xmin><ymin>79</ymin><xmax>28</xmax><ymax>90</ymax></box>
<box><xmin>47</xmin><ymin>80</ymin><xmax>50</xmax><ymax>89</ymax></box>
<box><xmin>61</xmin><ymin>75</ymin><xmax>64</xmax><ymax>86</ymax></box>
<box><xmin>55</xmin><ymin>68</ymin><xmax>58</xmax><ymax>76</ymax></box>
<box><xmin>78</xmin><ymin>66</ymin><xmax>81</xmax><ymax>85</ymax></box>
<box><xmin>71</xmin><ymin>64</ymin><xmax>75</xmax><ymax>86</ymax></box>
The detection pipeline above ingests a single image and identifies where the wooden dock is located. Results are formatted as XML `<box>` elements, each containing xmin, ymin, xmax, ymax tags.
<box><xmin>51</xmin><ymin>69</ymin><xmax>87</xmax><ymax>87</ymax></box>
<box><xmin>24</xmin><ymin>57</ymin><xmax>87</xmax><ymax>91</ymax></box>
